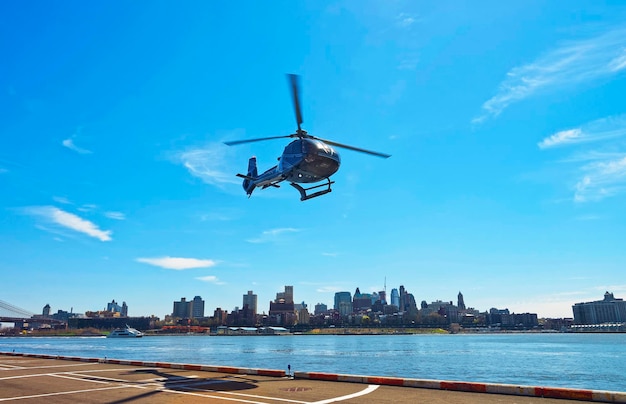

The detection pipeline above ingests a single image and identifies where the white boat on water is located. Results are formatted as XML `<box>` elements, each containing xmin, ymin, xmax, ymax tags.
<box><xmin>107</xmin><ymin>325</ymin><xmax>143</xmax><ymax>338</ymax></box>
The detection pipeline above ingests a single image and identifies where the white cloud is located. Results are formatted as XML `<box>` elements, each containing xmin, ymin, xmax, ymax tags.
<box><xmin>537</xmin><ymin>115</ymin><xmax>626</xmax><ymax>202</ymax></box>
<box><xmin>396</xmin><ymin>13</ymin><xmax>417</xmax><ymax>28</ymax></box>
<box><xmin>62</xmin><ymin>138</ymin><xmax>92</xmax><ymax>154</ymax></box>
<box><xmin>105</xmin><ymin>211</ymin><xmax>126</xmax><ymax>220</ymax></box>
<box><xmin>322</xmin><ymin>252</ymin><xmax>339</xmax><ymax>257</ymax></box>
<box><xmin>196</xmin><ymin>275</ymin><xmax>225</xmax><ymax>284</ymax></box>
<box><xmin>474</xmin><ymin>27</ymin><xmax>626</xmax><ymax>123</ymax></box>
<box><xmin>246</xmin><ymin>228</ymin><xmax>300</xmax><ymax>243</ymax></box>
<box><xmin>176</xmin><ymin>144</ymin><xmax>240</xmax><ymax>187</ymax></box>
<box><xmin>539</xmin><ymin>115</ymin><xmax>626</xmax><ymax>149</ymax></box>
<box><xmin>136</xmin><ymin>256</ymin><xmax>217</xmax><ymax>270</ymax></box>
<box><xmin>574</xmin><ymin>156</ymin><xmax>626</xmax><ymax>202</ymax></box>
<box><xmin>25</xmin><ymin>206</ymin><xmax>112</xmax><ymax>241</ymax></box>
<box><xmin>538</xmin><ymin>129</ymin><xmax>582</xmax><ymax>149</ymax></box>
<box><xmin>608</xmin><ymin>49</ymin><xmax>626</xmax><ymax>72</ymax></box>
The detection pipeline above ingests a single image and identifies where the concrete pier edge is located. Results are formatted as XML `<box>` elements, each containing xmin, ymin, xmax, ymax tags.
<box><xmin>2</xmin><ymin>351</ymin><xmax>625</xmax><ymax>403</ymax></box>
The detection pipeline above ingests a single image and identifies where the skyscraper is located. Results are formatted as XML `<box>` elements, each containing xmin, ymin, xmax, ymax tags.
<box><xmin>173</xmin><ymin>297</ymin><xmax>190</xmax><ymax>318</ymax></box>
<box><xmin>314</xmin><ymin>303</ymin><xmax>327</xmax><ymax>315</ymax></box>
<box><xmin>572</xmin><ymin>291</ymin><xmax>626</xmax><ymax>325</ymax></box>
<box><xmin>334</xmin><ymin>291</ymin><xmax>352</xmax><ymax>315</ymax></box>
<box><xmin>191</xmin><ymin>296</ymin><xmax>205</xmax><ymax>318</ymax></box>
<box><xmin>243</xmin><ymin>290</ymin><xmax>258</xmax><ymax>315</ymax></box>
<box><xmin>276</xmin><ymin>286</ymin><xmax>294</xmax><ymax>304</ymax></box>
<box><xmin>390</xmin><ymin>288</ymin><xmax>399</xmax><ymax>308</ymax></box>
<box><xmin>457</xmin><ymin>292</ymin><xmax>466</xmax><ymax>311</ymax></box>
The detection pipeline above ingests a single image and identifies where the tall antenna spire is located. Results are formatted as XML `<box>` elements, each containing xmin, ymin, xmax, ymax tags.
<box><xmin>384</xmin><ymin>276</ymin><xmax>387</xmax><ymax>293</ymax></box>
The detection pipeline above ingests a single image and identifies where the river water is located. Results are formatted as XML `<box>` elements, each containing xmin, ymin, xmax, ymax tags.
<box><xmin>1</xmin><ymin>333</ymin><xmax>624</xmax><ymax>392</ymax></box>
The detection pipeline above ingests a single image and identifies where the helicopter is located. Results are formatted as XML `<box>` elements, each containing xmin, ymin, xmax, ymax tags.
<box><xmin>224</xmin><ymin>74</ymin><xmax>390</xmax><ymax>201</ymax></box>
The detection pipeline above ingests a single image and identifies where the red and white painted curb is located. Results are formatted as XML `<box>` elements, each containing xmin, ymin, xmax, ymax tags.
<box><xmin>293</xmin><ymin>371</ymin><xmax>626</xmax><ymax>402</ymax></box>
<box><xmin>2</xmin><ymin>351</ymin><xmax>625</xmax><ymax>402</ymax></box>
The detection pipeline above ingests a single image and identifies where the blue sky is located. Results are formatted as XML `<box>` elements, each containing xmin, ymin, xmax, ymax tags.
<box><xmin>2</xmin><ymin>1</ymin><xmax>626</xmax><ymax>319</ymax></box>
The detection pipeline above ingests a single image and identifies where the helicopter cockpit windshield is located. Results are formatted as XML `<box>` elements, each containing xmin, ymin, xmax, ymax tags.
<box><xmin>306</xmin><ymin>139</ymin><xmax>340</xmax><ymax>162</ymax></box>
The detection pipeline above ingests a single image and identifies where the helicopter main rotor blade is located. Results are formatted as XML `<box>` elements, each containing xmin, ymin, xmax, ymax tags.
<box><xmin>316</xmin><ymin>137</ymin><xmax>391</xmax><ymax>158</ymax></box>
<box><xmin>224</xmin><ymin>135</ymin><xmax>292</xmax><ymax>146</ymax></box>
<box><xmin>288</xmin><ymin>74</ymin><xmax>303</xmax><ymax>132</ymax></box>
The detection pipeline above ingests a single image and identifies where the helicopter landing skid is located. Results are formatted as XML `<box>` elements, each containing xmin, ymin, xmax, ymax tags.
<box><xmin>290</xmin><ymin>178</ymin><xmax>334</xmax><ymax>201</ymax></box>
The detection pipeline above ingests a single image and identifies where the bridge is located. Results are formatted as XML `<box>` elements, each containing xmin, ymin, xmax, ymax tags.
<box><xmin>0</xmin><ymin>300</ymin><xmax>65</xmax><ymax>327</ymax></box>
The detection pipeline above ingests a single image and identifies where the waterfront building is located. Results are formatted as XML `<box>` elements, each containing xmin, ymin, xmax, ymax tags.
<box><xmin>334</xmin><ymin>291</ymin><xmax>352</xmax><ymax>311</ymax></box>
<box><xmin>172</xmin><ymin>298</ymin><xmax>190</xmax><ymax>318</ymax></box>
<box><xmin>399</xmin><ymin>285</ymin><xmax>406</xmax><ymax>311</ymax></box>
<box><xmin>42</xmin><ymin>304</ymin><xmax>50</xmax><ymax>317</ymax></box>
<box><xmin>297</xmin><ymin>303</ymin><xmax>310</xmax><ymax>325</ymax></box>
<box><xmin>338</xmin><ymin>301</ymin><xmax>352</xmax><ymax>316</ymax></box>
<box><xmin>191</xmin><ymin>296</ymin><xmax>204</xmax><ymax>318</ymax></box>
<box><xmin>422</xmin><ymin>300</ymin><xmax>459</xmax><ymax>323</ymax></box>
<box><xmin>314</xmin><ymin>303</ymin><xmax>327</xmax><ymax>315</ymax></box>
<box><xmin>353</xmin><ymin>288</ymin><xmax>373</xmax><ymax>312</ymax></box>
<box><xmin>213</xmin><ymin>307</ymin><xmax>227</xmax><ymax>325</ymax></box>
<box><xmin>572</xmin><ymin>291</ymin><xmax>626</xmax><ymax>325</ymax></box>
<box><xmin>243</xmin><ymin>291</ymin><xmax>258</xmax><ymax>315</ymax></box>
<box><xmin>227</xmin><ymin>304</ymin><xmax>255</xmax><ymax>326</ymax></box>
<box><xmin>107</xmin><ymin>300</ymin><xmax>127</xmax><ymax>316</ymax></box>
<box><xmin>172</xmin><ymin>296</ymin><xmax>205</xmax><ymax>319</ymax></box>
<box><xmin>378</xmin><ymin>290</ymin><xmax>386</xmax><ymax>305</ymax></box>
<box><xmin>268</xmin><ymin>301</ymin><xmax>296</xmax><ymax>326</ymax></box>
<box><xmin>269</xmin><ymin>286</ymin><xmax>297</xmax><ymax>326</ymax></box>
<box><xmin>276</xmin><ymin>286</ymin><xmax>294</xmax><ymax>304</ymax></box>
<box><xmin>402</xmin><ymin>291</ymin><xmax>418</xmax><ymax>315</ymax></box>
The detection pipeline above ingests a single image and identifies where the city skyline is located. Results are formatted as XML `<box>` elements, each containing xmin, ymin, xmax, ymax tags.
<box><xmin>13</xmin><ymin>285</ymin><xmax>621</xmax><ymax>321</ymax></box>
<box><xmin>3</xmin><ymin>2</ymin><xmax>626</xmax><ymax>321</ymax></box>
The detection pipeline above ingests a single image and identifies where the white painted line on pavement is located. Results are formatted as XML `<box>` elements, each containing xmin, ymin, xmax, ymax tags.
<box><xmin>309</xmin><ymin>385</ymin><xmax>380</xmax><ymax>404</ymax></box>
<box><xmin>50</xmin><ymin>373</ymin><xmax>111</xmax><ymax>384</ymax></box>
<box><xmin>0</xmin><ymin>385</ymin><xmax>135</xmax><ymax>402</ymax></box>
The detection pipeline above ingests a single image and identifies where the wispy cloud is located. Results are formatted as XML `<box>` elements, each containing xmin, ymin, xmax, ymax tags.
<box><xmin>322</xmin><ymin>252</ymin><xmax>339</xmax><ymax>257</ymax></box>
<box><xmin>396</xmin><ymin>12</ymin><xmax>417</xmax><ymax>28</ymax></box>
<box><xmin>538</xmin><ymin>114</ymin><xmax>626</xmax><ymax>202</ymax></box>
<box><xmin>474</xmin><ymin>27</ymin><xmax>626</xmax><ymax>123</ymax></box>
<box><xmin>24</xmin><ymin>206</ymin><xmax>112</xmax><ymax>241</ymax></box>
<box><xmin>538</xmin><ymin>129</ymin><xmax>583</xmax><ymax>149</ymax></box>
<box><xmin>175</xmin><ymin>143</ymin><xmax>240</xmax><ymax>187</ymax></box>
<box><xmin>196</xmin><ymin>275</ymin><xmax>225</xmax><ymax>285</ymax></box>
<box><xmin>246</xmin><ymin>228</ymin><xmax>300</xmax><ymax>243</ymax></box>
<box><xmin>62</xmin><ymin>138</ymin><xmax>92</xmax><ymax>154</ymax></box>
<box><xmin>62</xmin><ymin>126</ymin><xmax>92</xmax><ymax>154</ymax></box>
<box><xmin>539</xmin><ymin>114</ymin><xmax>626</xmax><ymax>149</ymax></box>
<box><xmin>575</xmin><ymin>155</ymin><xmax>626</xmax><ymax>202</ymax></box>
<box><xmin>105</xmin><ymin>211</ymin><xmax>126</xmax><ymax>220</ymax></box>
<box><xmin>0</xmin><ymin>167</ymin><xmax>7</xmax><ymax>174</ymax></box>
<box><xmin>136</xmin><ymin>256</ymin><xmax>217</xmax><ymax>270</ymax></box>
